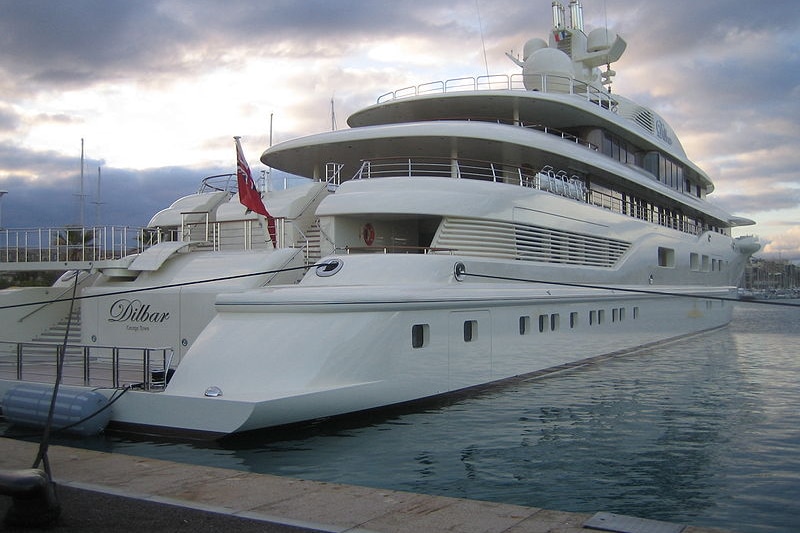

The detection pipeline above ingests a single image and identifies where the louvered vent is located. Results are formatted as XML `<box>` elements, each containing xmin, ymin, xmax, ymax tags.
<box><xmin>435</xmin><ymin>217</ymin><xmax>629</xmax><ymax>267</ymax></box>
<box><xmin>436</xmin><ymin>218</ymin><xmax>518</xmax><ymax>259</ymax></box>
<box><xmin>515</xmin><ymin>222</ymin><xmax>629</xmax><ymax>266</ymax></box>
<box><xmin>632</xmin><ymin>108</ymin><xmax>655</xmax><ymax>133</ymax></box>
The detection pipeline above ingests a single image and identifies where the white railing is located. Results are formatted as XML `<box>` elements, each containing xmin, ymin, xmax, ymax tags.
<box><xmin>0</xmin><ymin>341</ymin><xmax>174</xmax><ymax>391</ymax></box>
<box><xmin>349</xmin><ymin>156</ymin><xmax>705</xmax><ymax>237</ymax></box>
<box><xmin>377</xmin><ymin>73</ymin><xmax>616</xmax><ymax>111</ymax></box>
<box><xmin>0</xmin><ymin>226</ymin><xmax>151</xmax><ymax>264</ymax></box>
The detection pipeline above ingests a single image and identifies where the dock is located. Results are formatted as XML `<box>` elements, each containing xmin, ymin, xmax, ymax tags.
<box><xmin>0</xmin><ymin>437</ymin><xmax>730</xmax><ymax>532</ymax></box>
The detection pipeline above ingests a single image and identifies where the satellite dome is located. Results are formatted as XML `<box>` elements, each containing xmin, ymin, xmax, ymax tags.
<box><xmin>524</xmin><ymin>48</ymin><xmax>573</xmax><ymax>76</ymax></box>
<box><xmin>523</xmin><ymin>48</ymin><xmax>574</xmax><ymax>91</ymax></box>
<box><xmin>522</xmin><ymin>38</ymin><xmax>548</xmax><ymax>61</ymax></box>
<box><xmin>587</xmin><ymin>28</ymin><xmax>618</xmax><ymax>52</ymax></box>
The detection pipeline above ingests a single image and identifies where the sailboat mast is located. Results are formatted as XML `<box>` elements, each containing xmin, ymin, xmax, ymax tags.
<box><xmin>79</xmin><ymin>138</ymin><xmax>85</xmax><ymax>227</ymax></box>
<box><xmin>94</xmin><ymin>166</ymin><xmax>102</xmax><ymax>225</ymax></box>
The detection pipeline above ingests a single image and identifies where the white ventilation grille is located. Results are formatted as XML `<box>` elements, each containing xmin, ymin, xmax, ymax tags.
<box><xmin>436</xmin><ymin>218</ymin><xmax>518</xmax><ymax>259</ymax></box>
<box><xmin>617</xmin><ymin>105</ymin><xmax>655</xmax><ymax>135</ymax></box>
<box><xmin>435</xmin><ymin>217</ymin><xmax>629</xmax><ymax>267</ymax></box>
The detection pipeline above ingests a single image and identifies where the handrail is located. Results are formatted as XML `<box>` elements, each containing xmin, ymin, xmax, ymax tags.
<box><xmin>197</xmin><ymin>172</ymin><xmax>266</xmax><ymax>195</ymax></box>
<box><xmin>348</xmin><ymin>156</ymin><xmax>705</xmax><ymax>237</ymax></box>
<box><xmin>0</xmin><ymin>340</ymin><xmax>174</xmax><ymax>392</ymax></box>
<box><xmin>343</xmin><ymin>245</ymin><xmax>456</xmax><ymax>255</ymax></box>
<box><xmin>0</xmin><ymin>226</ymin><xmax>151</xmax><ymax>264</ymax></box>
<box><xmin>197</xmin><ymin>173</ymin><xmax>237</xmax><ymax>193</ymax></box>
<box><xmin>180</xmin><ymin>211</ymin><xmax>210</xmax><ymax>242</ymax></box>
<box><xmin>522</xmin><ymin>123</ymin><xmax>598</xmax><ymax>151</ymax></box>
<box><xmin>17</xmin><ymin>284</ymin><xmax>80</xmax><ymax>324</ymax></box>
<box><xmin>376</xmin><ymin>72</ymin><xmax>616</xmax><ymax>111</ymax></box>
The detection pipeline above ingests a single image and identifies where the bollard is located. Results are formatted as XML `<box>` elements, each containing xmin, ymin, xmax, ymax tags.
<box><xmin>0</xmin><ymin>468</ymin><xmax>61</xmax><ymax>527</ymax></box>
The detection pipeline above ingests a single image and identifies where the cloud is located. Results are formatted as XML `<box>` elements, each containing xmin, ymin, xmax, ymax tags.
<box><xmin>0</xmin><ymin>163</ymin><xmax>216</xmax><ymax>229</ymax></box>
<box><xmin>0</xmin><ymin>1</ymin><xmax>188</xmax><ymax>88</ymax></box>
<box><xmin>0</xmin><ymin>104</ymin><xmax>21</xmax><ymax>133</ymax></box>
<box><xmin>760</xmin><ymin>225</ymin><xmax>800</xmax><ymax>262</ymax></box>
<box><xmin>0</xmin><ymin>0</ymin><xmax>797</xmax><ymax>262</ymax></box>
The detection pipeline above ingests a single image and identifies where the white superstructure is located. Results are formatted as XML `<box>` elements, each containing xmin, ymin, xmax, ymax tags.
<box><xmin>0</xmin><ymin>1</ymin><xmax>758</xmax><ymax>438</ymax></box>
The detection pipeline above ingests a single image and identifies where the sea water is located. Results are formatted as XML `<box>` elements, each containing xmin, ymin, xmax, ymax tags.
<box><xmin>6</xmin><ymin>301</ymin><xmax>800</xmax><ymax>532</ymax></box>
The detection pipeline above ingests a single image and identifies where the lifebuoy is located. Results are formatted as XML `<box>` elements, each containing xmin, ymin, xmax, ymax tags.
<box><xmin>362</xmin><ymin>223</ymin><xmax>375</xmax><ymax>246</ymax></box>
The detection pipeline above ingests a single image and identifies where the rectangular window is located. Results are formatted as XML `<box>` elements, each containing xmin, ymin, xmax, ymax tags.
<box><xmin>619</xmin><ymin>308</ymin><xmax>626</xmax><ymax>321</ymax></box>
<box><xmin>538</xmin><ymin>314</ymin><xmax>548</xmax><ymax>333</ymax></box>
<box><xmin>550</xmin><ymin>313</ymin><xmax>560</xmax><ymax>331</ymax></box>
<box><xmin>690</xmin><ymin>253</ymin><xmax>699</xmax><ymax>271</ymax></box>
<box><xmin>570</xmin><ymin>312</ymin><xmax>578</xmax><ymax>328</ymax></box>
<box><xmin>412</xmin><ymin>324</ymin><xmax>429</xmax><ymax>349</ymax></box>
<box><xmin>598</xmin><ymin>309</ymin><xmax>605</xmax><ymax>324</ymax></box>
<box><xmin>702</xmin><ymin>255</ymin><xmax>710</xmax><ymax>272</ymax></box>
<box><xmin>589</xmin><ymin>310</ymin><xmax>597</xmax><ymax>326</ymax></box>
<box><xmin>464</xmin><ymin>320</ymin><xmax>477</xmax><ymax>342</ymax></box>
<box><xmin>658</xmin><ymin>247</ymin><xmax>675</xmax><ymax>268</ymax></box>
<box><xmin>633</xmin><ymin>306</ymin><xmax>640</xmax><ymax>319</ymax></box>
<box><xmin>612</xmin><ymin>308</ymin><xmax>619</xmax><ymax>322</ymax></box>
<box><xmin>519</xmin><ymin>316</ymin><xmax>530</xmax><ymax>335</ymax></box>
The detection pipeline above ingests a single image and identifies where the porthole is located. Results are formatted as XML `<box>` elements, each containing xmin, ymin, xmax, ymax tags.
<box><xmin>519</xmin><ymin>316</ymin><xmax>530</xmax><ymax>335</ymax></box>
<box><xmin>569</xmin><ymin>312</ymin><xmax>578</xmax><ymax>328</ymax></box>
<box><xmin>412</xmin><ymin>324</ymin><xmax>429</xmax><ymax>349</ymax></box>
<box><xmin>464</xmin><ymin>320</ymin><xmax>477</xmax><ymax>342</ymax></box>
<box><xmin>315</xmin><ymin>259</ymin><xmax>343</xmax><ymax>277</ymax></box>
<box><xmin>454</xmin><ymin>262</ymin><xmax>466</xmax><ymax>281</ymax></box>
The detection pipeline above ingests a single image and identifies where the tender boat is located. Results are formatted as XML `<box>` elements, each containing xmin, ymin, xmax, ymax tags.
<box><xmin>0</xmin><ymin>1</ymin><xmax>759</xmax><ymax>438</ymax></box>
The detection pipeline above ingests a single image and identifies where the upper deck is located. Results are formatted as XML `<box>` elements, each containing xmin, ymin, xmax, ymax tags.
<box><xmin>347</xmin><ymin>72</ymin><xmax>705</xmax><ymax>190</ymax></box>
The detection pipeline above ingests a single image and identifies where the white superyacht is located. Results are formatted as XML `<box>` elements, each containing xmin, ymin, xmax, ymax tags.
<box><xmin>0</xmin><ymin>1</ymin><xmax>758</xmax><ymax>437</ymax></box>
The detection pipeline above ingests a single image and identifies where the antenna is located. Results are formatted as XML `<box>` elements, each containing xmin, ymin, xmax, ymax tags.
<box><xmin>476</xmin><ymin>0</ymin><xmax>489</xmax><ymax>77</ymax></box>
<box><xmin>603</xmin><ymin>0</ymin><xmax>613</xmax><ymax>93</ymax></box>
<box><xmin>330</xmin><ymin>97</ymin><xmax>337</xmax><ymax>131</ymax></box>
<box><xmin>269</xmin><ymin>112</ymin><xmax>274</xmax><ymax>147</ymax></box>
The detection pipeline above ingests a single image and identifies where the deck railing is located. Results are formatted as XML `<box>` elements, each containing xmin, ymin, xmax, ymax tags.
<box><xmin>0</xmin><ymin>226</ymin><xmax>151</xmax><ymax>264</ymax></box>
<box><xmin>0</xmin><ymin>341</ymin><xmax>174</xmax><ymax>391</ymax></box>
<box><xmin>351</xmin><ymin>157</ymin><xmax>705</xmax><ymax>237</ymax></box>
<box><xmin>377</xmin><ymin>73</ymin><xmax>616</xmax><ymax>111</ymax></box>
<box><xmin>0</xmin><ymin>215</ymin><xmax>319</xmax><ymax>268</ymax></box>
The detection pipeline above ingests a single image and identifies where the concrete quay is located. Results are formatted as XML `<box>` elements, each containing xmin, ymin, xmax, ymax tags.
<box><xmin>0</xmin><ymin>437</ymin><xmax>731</xmax><ymax>533</ymax></box>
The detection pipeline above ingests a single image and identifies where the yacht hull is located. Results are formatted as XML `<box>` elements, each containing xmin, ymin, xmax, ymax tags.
<box><xmin>46</xmin><ymin>269</ymin><xmax>735</xmax><ymax>437</ymax></box>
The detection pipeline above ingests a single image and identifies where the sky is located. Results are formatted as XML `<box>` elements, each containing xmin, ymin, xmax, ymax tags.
<box><xmin>0</xmin><ymin>0</ymin><xmax>798</xmax><ymax>260</ymax></box>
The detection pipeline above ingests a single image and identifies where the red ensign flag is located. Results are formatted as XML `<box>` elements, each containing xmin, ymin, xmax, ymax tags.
<box><xmin>235</xmin><ymin>137</ymin><xmax>276</xmax><ymax>246</ymax></box>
